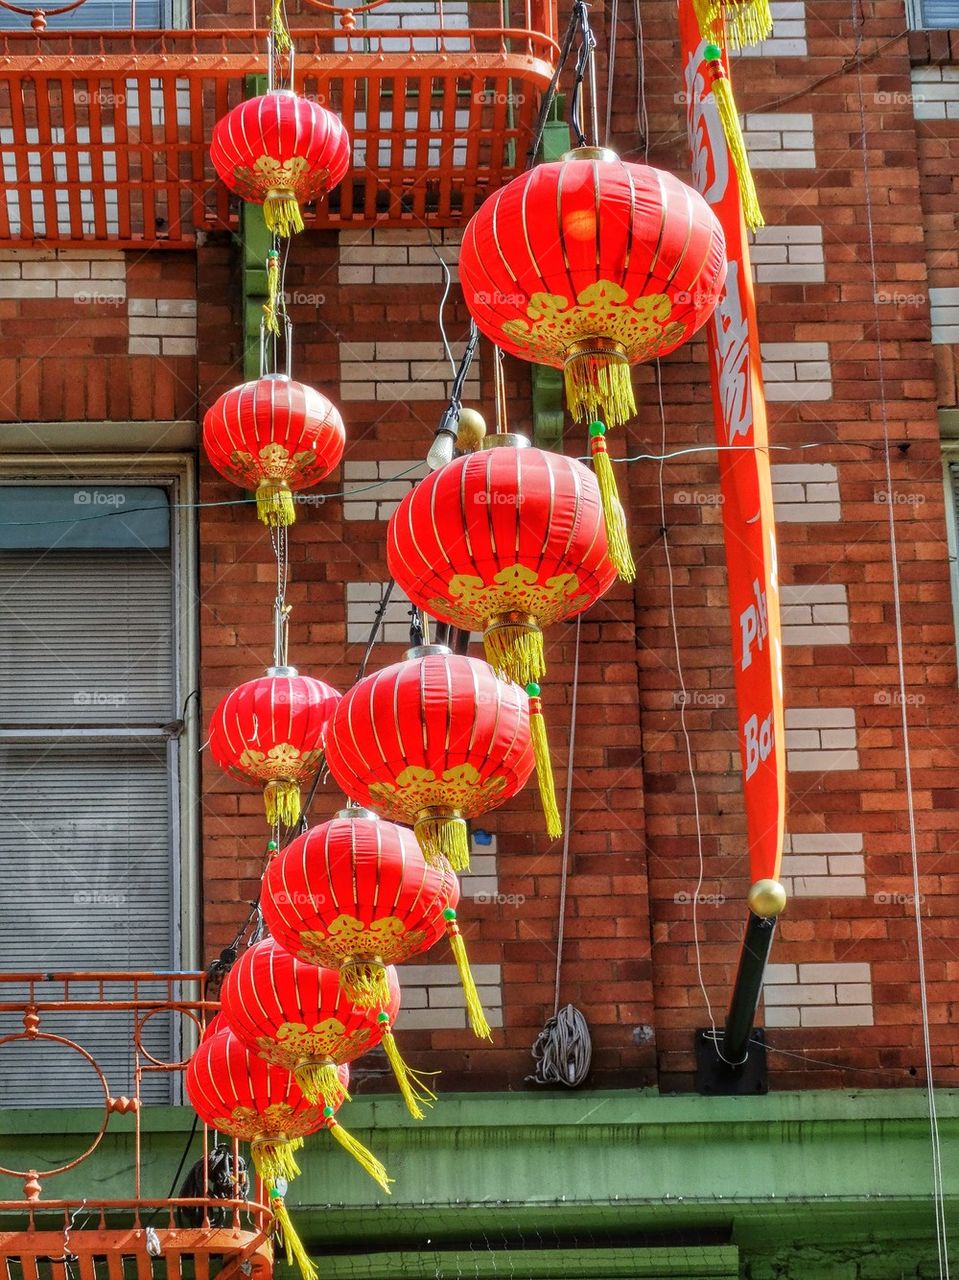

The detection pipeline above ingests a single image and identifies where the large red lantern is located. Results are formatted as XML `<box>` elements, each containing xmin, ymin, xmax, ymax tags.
<box><xmin>209</xmin><ymin>668</ymin><xmax>341</xmax><ymax>826</ymax></box>
<box><xmin>210</xmin><ymin>92</ymin><xmax>351</xmax><ymax>237</ymax></box>
<box><xmin>387</xmin><ymin>437</ymin><xmax>617</xmax><ymax>687</ymax></box>
<box><xmin>459</xmin><ymin>147</ymin><xmax>727</xmax><ymax>427</ymax></box>
<box><xmin>260</xmin><ymin>808</ymin><xmax>491</xmax><ymax>1039</ymax></box>
<box><xmin>324</xmin><ymin>646</ymin><xmax>534</xmax><ymax>872</ymax></box>
<box><xmin>203</xmin><ymin>375</ymin><xmax>345</xmax><ymax>528</ymax></box>
<box><xmin>221</xmin><ymin>940</ymin><xmax>433</xmax><ymax>1119</ymax></box>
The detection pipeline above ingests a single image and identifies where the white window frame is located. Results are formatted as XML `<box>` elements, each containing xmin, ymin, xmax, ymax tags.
<box><xmin>0</xmin><ymin>450</ymin><xmax>200</xmax><ymax>975</ymax></box>
<box><xmin>907</xmin><ymin>0</ymin><xmax>959</xmax><ymax>28</ymax></box>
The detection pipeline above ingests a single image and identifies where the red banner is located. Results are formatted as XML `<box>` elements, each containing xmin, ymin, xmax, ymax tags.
<box><xmin>678</xmin><ymin>2</ymin><xmax>785</xmax><ymax>887</ymax></box>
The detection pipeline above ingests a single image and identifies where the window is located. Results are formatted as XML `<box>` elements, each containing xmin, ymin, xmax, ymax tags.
<box><xmin>908</xmin><ymin>0</ymin><xmax>959</xmax><ymax>28</ymax></box>
<box><xmin>0</xmin><ymin>462</ymin><xmax>197</xmax><ymax>1105</ymax></box>
<box><xmin>0</xmin><ymin>0</ymin><xmax>177</xmax><ymax>28</ymax></box>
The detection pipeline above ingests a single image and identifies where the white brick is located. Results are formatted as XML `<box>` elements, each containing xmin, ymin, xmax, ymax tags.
<box><xmin>396</xmin><ymin>1007</ymin><xmax>467</xmax><ymax>1030</ymax></box>
<box><xmin>89</xmin><ymin>261</ymin><xmax>126</xmax><ymax>281</ymax></box>
<box><xmin>828</xmin><ymin>855</ymin><xmax>865</xmax><ymax>874</ymax></box>
<box><xmin>791</xmin><ymin>875</ymin><xmax>867</xmax><ymax>897</ymax></box>
<box><xmin>801</xmin><ymin>1005</ymin><xmax>873</xmax><ymax>1027</ymax></box>
<box><xmin>156</xmin><ymin>299</ymin><xmax>196</xmax><ymax>317</ymax></box>
<box><xmin>128</xmin><ymin>298</ymin><xmax>157</xmax><ymax>316</ymax></box>
<box><xmin>798</xmin><ymin>962</ymin><xmax>871</xmax><ymax>983</ymax></box>
<box><xmin>837</xmin><ymin>983</ymin><xmax>873</xmax><ymax>1004</ymax></box>
<box><xmin>790</xmin><ymin>832</ymin><xmax>863</xmax><ymax>854</ymax></box>
<box><xmin>339</xmin><ymin>265</ymin><xmax>374</xmax><ymax>284</ymax></box>
<box><xmin>22</xmin><ymin>259</ymin><xmax>89</xmax><ymax>278</ymax></box>
<box><xmin>782</xmin><ymin>624</ymin><xmax>850</xmax><ymax>645</ymax></box>
<box><xmin>786</xmin><ymin>706</ymin><xmax>855</xmax><ymax>729</ymax></box>
<box><xmin>780</xmin><ymin>854</ymin><xmax>828</xmax><ymax>876</ymax></box>
<box><xmin>788</xmin><ymin>747</ymin><xmax>859</xmax><ymax>772</ymax></box>
<box><xmin>129</xmin><ymin>317</ymin><xmax>195</xmax><ymax>337</ymax></box>
<box><xmin>764</xmin><ymin>1005</ymin><xmax>800</xmax><ymax>1027</ymax></box>
<box><xmin>765</xmin><ymin>983</ymin><xmax>835</xmax><ymax>1006</ymax></box>
<box><xmin>0</xmin><ymin>280</ymin><xmax>55</xmax><ymax>298</ymax></box>
<box><xmin>161</xmin><ymin>338</ymin><xmax>197</xmax><ymax>356</ymax></box>
<box><xmin>821</xmin><ymin>728</ymin><xmax>857</xmax><ymax>749</ymax></box>
<box><xmin>765</xmin><ymin>963</ymin><xmax>797</xmax><ymax>983</ymax></box>
<box><xmin>128</xmin><ymin>336</ymin><xmax>160</xmax><ymax>355</ymax></box>
<box><xmin>757</xmin><ymin>264</ymin><xmax>825</xmax><ymax>284</ymax></box>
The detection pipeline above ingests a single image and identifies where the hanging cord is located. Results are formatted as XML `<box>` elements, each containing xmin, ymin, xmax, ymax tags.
<box><xmin>525</xmin><ymin>3</ymin><xmax>582</xmax><ymax>166</ymax></box>
<box><xmin>426</xmin><ymin>321</ymin><xmax>480</xmax><ymax>469</ymax></box>
<box><xmin>604</xmin><ymin>0</ymin><xmax>618</xmax><ymax>146</ymax></box>
<box><xmin>633</xmin><ymin>0</ymin><xmax>649</xmax><ymax>158</ymax></box>
<box><xmin>552</xmin><ymin>613</ymin><xmax>581</xmax><ymax>1016</ymax></box>
<box><xmin>851</xmin><ymin>3</ymin><xmax>949</xmax><ymax>1271</ymax></box>
<box><xmin>493</xmin><ymin>346</ymin><xmax>510</xmax><ymax>434</ymax></box>
<box><xmin>569</xmin><ymin>0</ymin><xmax>598</xmax><ymax>148</ymax></box>
<box><xmin>653</xmin><ymin>359</ymin><xmax>718</xmax><ymax>1042</ymax></box>
<box><xmin>426</xmin><ymin>226</ymin><xmax>455</xmax><ymax>376</ymax></box>
<box><xmin>355</xmin><ymin>580</ymin><xmax>397</xmax><ymax>681</ymax></box>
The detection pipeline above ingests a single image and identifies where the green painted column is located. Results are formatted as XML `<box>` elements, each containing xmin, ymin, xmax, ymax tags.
<box><xmin>241</xmin><ymin>74</ymin><xmax>271</xmax><ymax>381</ymax></box>
<box><xmin>530</xmin><ymin>106</ymin><xmax>570</xmax><ymax>451</ymax></box>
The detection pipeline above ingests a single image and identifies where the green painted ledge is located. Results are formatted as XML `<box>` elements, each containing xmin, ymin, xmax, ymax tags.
<box><xmin>2</xmin><ymin>1090</ymin><xmax>955</xmax><ymax>1271</ymax></box>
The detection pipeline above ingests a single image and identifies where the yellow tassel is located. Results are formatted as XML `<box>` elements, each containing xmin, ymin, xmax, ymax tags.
<box><xmin>256</xmin><ymin>481</ymin><xmax>296</xmax><ymax>528</ymax></box>
<box><xmin>564</xmin><ymin>347</ymin><xmax>636</xmax><ymax>428</ymax></box>
<box><xmin>264</xmin><ymin>191</ymin><xmax>305</xmax><ymax>237</ymax></box>
<box><xmin>444</xmin><ymin>913</ymin><xmax>492</xmax><ymax>1040</ymax></box>
<box><xmin>264</xmin><ymin>776</ymin><xmax>301</xmax><ymax>825</ymax></box>
<box><xmin>270</xmin><ymin>0</ymin><xmax>293</xmax><ymax>53</ymax></box>
<box><xmin>252</xmin><ymin>1137</ymin><xmax>303</xmax><ymax>1186</ymax></box>
<box><xmin>525</xmin><ymin>686</ymin><xmax>563</xmax><ymax>840</ymax></box>
<box><xmin>483</xmin><ymin>617</ymin><xmax>546</xmax><ymax>686</ymax></box>
<box><xmin>294</xmin><ymin>1061</ymin><xmax>350</xmax><ymax>1107</ymax></box>
<box><xmin>692</xmin><ymin>0</ymin><xmax>772</xmax><ymax>47</ymax></box>
<box><xmin>325</xmin><ymin>1118</ymin><xmax>393</xmax><ymax>1194</ymax></box>
<box><xmin>589</xmin><ymin>421</ymin><xmax>635</xmax><ymax>582</ymax></box>
<box><xmin>262</xmin><ymin>250</ymin><xmax>282</xmax><ymax>337</ymax></box>
<box><xmin>270</xmin><ymin>1195</ymin><xmax>318</xmax><ymax>1280</ymax></box>
<box><xmin>414</xmin><ymin>812</ymin><xmax>470</xmax><ymax>872</ymax></box>
<box><xmin>705</xmin><ymin>55</ymin><xmax>764</xmax><ymax>231</ymax></box>
<box><xmin>340</xmin><ymin>961</ymin><xmax>391</xmax><ymax>1009</ymax></box>
<box><xmin>380</xmin><ymin>1027</ymin><xmax>437</xmax><ymax>1120</ymax></box>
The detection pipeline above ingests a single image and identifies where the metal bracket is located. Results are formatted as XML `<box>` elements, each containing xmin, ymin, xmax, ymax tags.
<box><xmin>240</xmin><ymin>74</ymin><xmax>271</xmax><ymax>381</ymax></box>
<box><xmin>695</xmin><ymin>1027</ymin><xmax>768</xmax><ymax>1096</ymax></box>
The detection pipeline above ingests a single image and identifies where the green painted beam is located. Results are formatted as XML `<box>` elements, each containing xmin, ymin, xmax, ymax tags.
<box><xmin>530</xmin><ymin>106</ymin><xmax>570</xmax><ymax>451</ymax></box>
<box><xmin>313</xmin><ymin>1245</ymin><xmax>740</xmax><ymax>1279</ymax></box>
<box><xmin>241</xmin><ymin>74</ymin><xmax>271</xmax><ymax>381</ymax></box>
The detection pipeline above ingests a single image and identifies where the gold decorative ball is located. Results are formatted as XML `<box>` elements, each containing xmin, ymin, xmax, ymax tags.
<box><xmin>456</xmin><ymin>407</ymin><xmax>487</xmax><ymax>452</ymax></box>
<box><xmin>748</xmin><ymin>879</ymin><xmax>788</xmax><ymax>918</ymax></box>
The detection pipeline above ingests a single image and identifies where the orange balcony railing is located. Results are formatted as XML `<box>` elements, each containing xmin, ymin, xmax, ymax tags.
<box><xmin>0</xmin><ymin>971</ymin><xmax>273</xmax><ymax>1280</ymax></box>
<box><xmin>0</xmin><ymin>0</ymin><xmax>558</xmax><ymax>245</ymax></box>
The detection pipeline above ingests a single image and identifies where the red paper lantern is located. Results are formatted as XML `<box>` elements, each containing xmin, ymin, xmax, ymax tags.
<box><xmin>459</xmin><ymin>147</ymin><xmax>727</xmax><ymax>427</ymax></box>
<box><xmin>221</xmin><ymin>939</ymin><xmax>433</xmax><ymax>1118</ymax></box>
<box><xmin>186</xmin><ymin>1028</ymin><xmax>391</xmax><ymax>1194</ymax></box>
<box><xmin>261</xmin><ymin>808</ymin><xmax>491</xmax><ymax>1039</ymax></box>
<box><xmin>324</xmin><ymin>646</ymin><xmax>533</xmax><ymax>872</ymax></box>
<box><xmin>203</xmin><ymin>375</ymin><xmax>345</xmax><ymax>528</ymax></box>
<box><xmin>209</xmin><ymin>669</ymin><xmax>341</xmax><ymax>826</ymax></box>
<box><xmin>387</xmin><ymin>438</ymin><xmax>616</xmax><ymax>687</ymax></box>
<box><xmin>210</xmin><ymin>92</ymin><xmax>350</xmax><ymax>237</ymax></box>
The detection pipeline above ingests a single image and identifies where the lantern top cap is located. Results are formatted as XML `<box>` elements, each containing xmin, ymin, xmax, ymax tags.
<box><xmin>480</xmin><ymin>432</ymin><xmax>531</xmax><ymax>451</ymax></box>
<box><xmin>266</xmin><ymin>664</ymin><xmax>299</xmax><ymax>678</ymax></box>
<box><xmin>337</xmin><ymin>805</ymin><xmax>378</xmax><ymax>821</ymax></box>
<box><xmin>562</xmin><ymin>145</ymin><xmax>619</xmax><ymax>164</ymax></box>
<box><xmin>405</xmin><ymin>644</ymin><xmax>453</xmax><ymax>660</ymax></box>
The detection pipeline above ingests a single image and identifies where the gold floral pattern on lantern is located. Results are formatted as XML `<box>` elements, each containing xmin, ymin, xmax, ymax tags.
<box><xmin>236</xmin><ymin>742</ymin><xmax>324</xmax><ymax>782</ymax></box>
<box><xmin>226</xmin><ymin>442</ymin><xmax>318</xmax><ymax>487</ymax></box>
<box><xmin>368</xmin><ymin>763</ymin><xmax>508</xmax><ymax>822</ymax></box>
<box><xmin>232</xmin><ymin>154</ymin><xmax>332</xmax><ymax>204</ymax></box>
<box><xmin>218</xmin><ymin>1100</ymin><xmax>325</xmax><ymax>1142</ymax></box>
<box><xmin>255</xmin><ymin>1019</ymin><xmax>373</xmax><ymax>1067</ymax></box>
<box><xmin>501</xmin><ymin>282</ymin><xmax>687</xmax><ymax>366</ymax></box>
<box><xmin>428</xmin><ymin>563</ymin><xmax>592</xmax><ymax>632</ymax></box>
<box><xmin>297</xmin><ymin>915</ymin><xmax>427</xmax><ymax>967</ymax></box>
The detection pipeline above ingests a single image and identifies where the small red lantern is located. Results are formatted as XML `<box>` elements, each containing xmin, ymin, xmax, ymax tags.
<box><xmin>221</xmin><ymin>940</ymin><xmax>433</xmax><ymax>1119</ymax></box>
<box><xmin>459</xmin><ymin>147</ymin><xmax>726</xmax><ymax>427</ymax></box>
<box><xmin>387</xmin><ymin>437</ymin><xmax>618</xmax><ymax>684</ymax></box>
<box><xmin>203</xmin><ymin>376</ymin><xmax>345</xmax><ymax>528</ymax></box>
<box><xmin>186</xmin><ymin>1028</ymin><xmax>391</xmax><ymax>1195</ymax></box>
<box><xmin>261</xmin><ymin>808</ymin><xmax>491</xmax><ymax>1039</ymax></box>
<box><xmin>209</xmin><ymin>668</ymin><xmax>341</xmax><ymax>826</ymax></box>
<box><xmin>324</xmin><ymin>646</ymin><xmax>533</xmax><ymax>872</ymax></box>
<box><xmin>210</xmin><ymin>92</ymin><xmax>351</xmax><ymax>237</ymax></box>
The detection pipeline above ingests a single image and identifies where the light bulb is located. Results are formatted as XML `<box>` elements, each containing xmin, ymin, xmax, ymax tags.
<box><xmin>426</xmin><ymin>430</ymin><xmax>456</xmax><ymax>471</ymax></box>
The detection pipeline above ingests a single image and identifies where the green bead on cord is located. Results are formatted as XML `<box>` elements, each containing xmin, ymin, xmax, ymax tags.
<box><xmin>267</xmin><ymin>840</ymin><xmax>278</xmax><ymax>851</ymax></box>
<box><xmin>526</xmin><ymin>682</ymin><xmax>541</xmax><ymax>698</ymax></box>
<box><xmin>704</xmin><ymin>42</ymin><xmax>722</xmax><ymax>61</ymax></box>
<box><xmin>377</xmin><ymin>1011</ymin><xmax>390</xmax><ymax>1024</ymax></box>
<box><xmin>588</xmin><ymin>420</ymin><xmax>606</xmax><ymax>438</ymax></box>
<box><xmin>443</xmin><ymin>907</ymin><xmax>457</xmax><ymax>922</ymax></box>
<box><xmin>323</xmin><ymin>1105</ymin><xmax>334</xmax><ymax>1118</ymax></box>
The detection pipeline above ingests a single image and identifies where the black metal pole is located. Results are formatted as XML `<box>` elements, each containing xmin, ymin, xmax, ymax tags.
<box><xmin>721</xmin><ymin>910</ymin><xmax>778</xmax><ymax>1065</ymax></box>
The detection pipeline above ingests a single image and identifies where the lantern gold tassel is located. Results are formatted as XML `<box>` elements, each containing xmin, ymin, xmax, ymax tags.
<box><xmin>483</xmin><ymin>615</ymin><xmax>546</xmax><ymax>687</ymax></box>
<box><xmin>378</xmin><ymin>1016</ymin><xmax>438</xmax><ymax>1120</ymax></box>
<box><xmin>324</xmin><ymin>1111</ymin><xmax>393</xmax><ymax>1194</ymax></box>
<box><xmin>255</xmin><ymin>480</ymin><xmax>296</xmax><ymax>528</ymax></box>
<box><xmin>340</xmin><ymin>961</ymin><xmax>391</xmax><ymax>1009</ymax></box>
<box><xmin>252</xmin><ymin>1137</ymin><xmax>303</xmax><ymax>1187</ymax></box>
<box><xmin>692</xmin><ymin>0</ymin><xmax>772</xmax><ymax>49</ymax></box>
<box><xmin>264</xmin><ymin>777</ymin><xmax>301</xmax><ymax>825</ymax></box>
<box><xmin>564</xmin><ymin>341</ymin><xmax>637</xmax><ymax>429</ymax></box>
<box><xmin>262</xmin><ymin>249</ymin><xmax>282</xmax><ymax>338</ymax></box>
<box><xmin>269</xmin><ymin>0</ymin><xmax>293</xmax><ymax>54</ymax></box>
<box><xmin>589</xmin><ymin>421</ymin><xmax>635</xmax><ymax>582</ymax></box>
<box><xmin>704</xmin><ymin>49</ymin><xmax>764</xmax><ymax>231</ymax></box>
<box><xmin>414</xmin><ymin>810</ymin><xmax>470</xmax><ymax>873</ymax></box>
<box><xmin>444</xmin><ymin>909</ymin><xmax>492</xmax><ymax>1040</ymax></box>
<box><xmin>264</xmin><ymin>191</ymin><xmax>305</xmax><ymax>238</ymax></box>
<box><xmin>525</xmin><ymin>684</ymin><xmax>563</xmax><ymax>840</ymax></box>
<box><xmin>294</xmin><ymin>1061</ymin><xmax>350</xmax><ymax>1108</ymax></box>
<box><xmin>269</xmin><ymin>1192</ymin><xmax>318</xmax><ymax>1280</ymax></box>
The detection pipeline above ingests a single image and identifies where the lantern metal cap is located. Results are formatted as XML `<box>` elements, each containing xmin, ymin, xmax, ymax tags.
<box><xmin>337</xmin><ymin>806</ymin><xmax>378</xmax><ymax>821</ymax></box>
<box><xmin>266</xmin><ymin>664</ymin><xmax>299</xmax><ymax>678</ymax></box>
<box><xmin>480</xmin><ymin>432</ymin><xmax>531</xmax><ymax>451</ymax></box>
<box><xmin>406</xmin><ymin>644</ymin><xmax>453</xmax><ymax>659</ymax></box>
<box><xmin>259</xmin><ymin>373</ymin><xmax>291</xmax><ymax>382</ymax></box>
<box><xmin>563</xmin><ymin>145</ymin><xmax>619</xmax><ymax>164</ymax></box>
